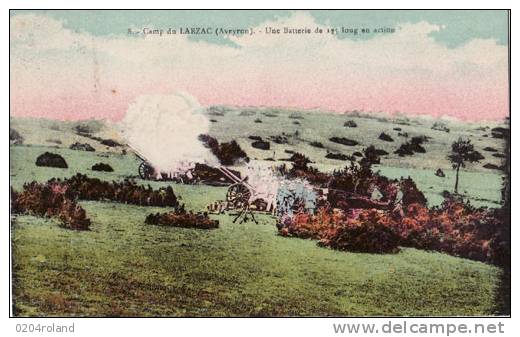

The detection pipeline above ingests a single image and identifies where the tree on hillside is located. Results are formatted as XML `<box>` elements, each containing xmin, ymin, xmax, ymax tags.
<box><xmin>359</xmin><ymin>145</ymin><xmax>381</xmax><ymax>170</ymax></box>
<box><xmin>448</xmin><ymin>138</ymin><xmax>483</xmax><ymax>194</ymax></box>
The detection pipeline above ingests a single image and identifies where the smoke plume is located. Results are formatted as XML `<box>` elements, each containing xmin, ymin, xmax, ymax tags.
<box><xmin>118</xmin><ymin>92</ymin><xmax>219</xmax><ymax>175</ymax></box>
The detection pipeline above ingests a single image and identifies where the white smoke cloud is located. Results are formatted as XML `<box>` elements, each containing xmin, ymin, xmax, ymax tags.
<box><xmin>118</xmin><ymin>92</ymin><xmax>219</xmax><ymax>174</ymax></box>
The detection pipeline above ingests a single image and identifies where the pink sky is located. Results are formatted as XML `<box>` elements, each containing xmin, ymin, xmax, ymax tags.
<box><xmin>10</xmin><ymin>13</ymin><xmax>509</xmax><ymax>122</ymax></box>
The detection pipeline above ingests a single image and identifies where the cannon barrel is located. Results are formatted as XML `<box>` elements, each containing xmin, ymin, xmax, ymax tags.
<box><xmin>217</xmin><ymin>166</ymin><xmax>256</xmax><ymax>192</ymax></box>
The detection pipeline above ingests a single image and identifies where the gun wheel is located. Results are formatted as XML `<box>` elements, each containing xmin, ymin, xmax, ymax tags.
<box><xmin>138</xmin><ymin>162</ymin><xmax>155</xmax><ymax>180</ymax></box>
<box><xmin>227</xmin><ymin>183</ymin><xmax>251</xmax><ymax>208</ymax></box>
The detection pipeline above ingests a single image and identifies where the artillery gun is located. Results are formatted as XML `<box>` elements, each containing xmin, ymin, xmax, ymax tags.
<box><xmin>136</xmin><ymin>153</ymin><xmax>273</xmax><ymax>223</ymax></box>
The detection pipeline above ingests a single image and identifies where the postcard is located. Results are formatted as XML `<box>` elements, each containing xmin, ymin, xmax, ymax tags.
<box><xmin>9</xmin><ymin>9</ymin><xmax>510</xmax><ymax>318</ymax></box>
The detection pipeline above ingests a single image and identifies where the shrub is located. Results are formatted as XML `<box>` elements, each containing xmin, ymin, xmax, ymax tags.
<box><xmin>262</xmin><ymin>112</ymin><xmax>278</xmax><ymax>117</ymax></box>
<box><xmin>491</xmin><ymin>127</ymin><xmax>508</xmax><ymax>139</ymax></box>
<box><xmin>270</xmin><ymin>135</ymin><xmax>289</xmax><ymax>144</ymax></box>
<box><xmin>73</xmin><ymin>123</ymin><xmax>98</xmax><ymax>136</ymax></box>
<box><xmin>344</xmin><ymin>120</ymin><xmax>357</xmax><ymax>128</ymax></box>
<box><xmin>395</xmin><ymin>138</ymin><xmax>426</xmax><ymax>156</ymax></box>
<box><xmin>435</xmin><ymin>168</ymin><xmax>445</xmax><ymax>177</ymax></box>
<box><xmin>11</xmin><ymin>174</ymin><xmax>185</xmax><ymax>230</ymax></box>
<box><xmin>61</xmin><ymin>174</ymin><xmax>179</xmax><ymax>207</ymax></box>
<box><xmin>431</xmin><ymin>121</ymin><xmax>450</xmax><ymax>133</ymax></box>
<box><xmin>199</xmin><ymin>134</ymin><xmax>249</xmax><ymax>165</ymax></box>
<box><xmin>325</xmin><ymin>152</ymin><xmax>352</xmax><ymax>161</ymax></box>
<box><xmin>73</xmin><ymin>124</ymin><xmax>93</xmax><ymax>135</ymax></box>
<box><xmin>11</xmin><ymin>184</ymin><xmax>90</xmax><ymax>230</ymax></box>
<box><xmin>70</xmin><ymin>142</ymin><xmax>95</xmax><ymax>152</ymax></box>
<box><xmin>279</xmin><ymin>208</ymin><xmax>400</xmax><ymax>254</ymax></box>
<box><xmin>10</xmin><ymin>128</ymin><xmax>24</xmax><ymax>145</ymax></box>
<box><xmin>483</xmin><ymin>163</ymin><xmax>500</xmax><ymax>170</ymax></box>
<box><xmin>289</xmin><ymin>152</ymin><xmax>312</xmax><ymax>170</ymax></box>
<box><xmin>251</xmin><ymin>140</ymin><xmax>270</xmax><ymax>150</ymax></box>
<box><xmin>400</xmin><ymin>177</ymin><xmax>427</xmax><ymax>207</ymax></box>
<box><xmin>278</xmin><ymin>208</ymin><xmax>337</xmax><ymax>240</ymax></box>
<box><xmin>100</xmin><ymin>139</ymin><xmax>122</xmax><ymax>147</ymax></box>
<box><xmin>278</xmin><ymin>197</ymin><xmax>505</xmax><ymax>263</ymax></box>
<box><xmin>359</xmin><ymin>145</ymin><xmax>381</xmax><ymax>168</ymax></box>
<box><xmin>329</xmin><ymin>137</ymin><xmax>359</xmax><ymax>146</ymax></box>
<box><xmin>35</xmin><ymin>152</ymin><xmax>68</xmax><ymax>168</ymax></box>
<box><xmin>145</xmin><ymin>211</ymin><xmax>218</xmax><ymax>229</ymax></box>
<box><xmin>218</xmin><ymin>140</ymin><xmax>249</xmax><ymax>165</ymax></box>
<box><xmin>92</xmin><ymin>163</ymin><xmax>114</xmax><ymax>172</ymax></box>
<box><xmin>319</xmin><ymin>210</ymin><xmax>401</xmax><ymax>254</ymax></box>
<box><xmin>309</xmin><ymin>141</ymin><xmax>324</xmax><ymax>148</ymax></box>
<box><xmin>378</xmin><ymin>132</ymin><xmax>394</xmax><ymax>142</ymax></box>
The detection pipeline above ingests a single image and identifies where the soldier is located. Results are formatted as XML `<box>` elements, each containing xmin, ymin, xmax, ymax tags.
<box><xmin>391</xmin><ymin>181</ymin><xmax>405</xmax><ymax>218</ymax></box>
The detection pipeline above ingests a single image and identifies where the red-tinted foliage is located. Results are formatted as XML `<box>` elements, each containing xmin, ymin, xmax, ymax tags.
<box><xmin>278</xmin><ymin>198</ymin><xmax>506</xmax><ymax>263</ymax></box>
<box><xmin>11</xmin><ymin>184</ymin><xmax>91</xmax><ymax>230</ymax></box>
<box><xmin>55</xmin><ymin>174</ymin><xmax>178</xmax><ymax>207</ymax></box>
<box><xmin>399</xmin><ymin>177</ymin><xmax>427</xmax><ymax>206</ymax></box>
<box><xmin>11</xmin><ymin>174</ymin><xmax>182</xmax><ymax>230</ymax></box>
<box><xmin>319</xmin><ymin>209</ymin><xmax>401</xmax><ymax>254</ymax></box>
<box><xmin>279</xmin><ymin>208</ymin><xmax>400</xmax><ymax>254</ymax></box>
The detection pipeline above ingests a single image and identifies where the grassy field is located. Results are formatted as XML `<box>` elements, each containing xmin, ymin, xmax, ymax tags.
<box><xmin>9</xmin><ymin>112</ymin><xmax>507</xmax><ymax>316</ymax></box>
<box><xmin>202</xmin><ymin>107</ymin><xmax>507</xmax><ymax>173</ymax></box>
<box><xmin>12</xmin><ymin>200</ymin><xmax>501</xmax><ymax>317</ymax></box>
<box><xmin>10</xmin><ymin>143</ymin><xmax>503</xmax><ymax>208</ymax></box>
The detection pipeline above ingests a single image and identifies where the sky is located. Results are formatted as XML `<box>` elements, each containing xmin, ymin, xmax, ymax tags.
<box><xmin>9</xmin><ymin>10</ymin><xmax>509</xmax><ymax>121</ymax></box>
